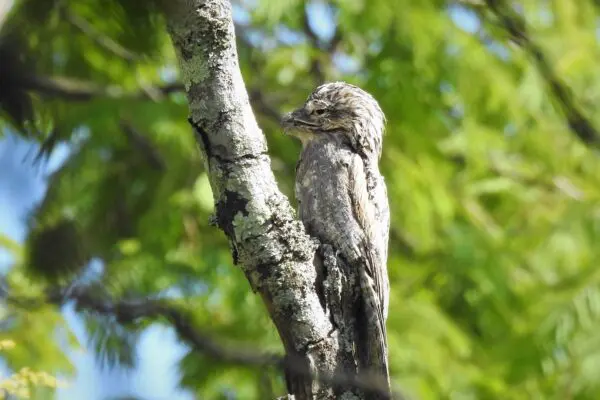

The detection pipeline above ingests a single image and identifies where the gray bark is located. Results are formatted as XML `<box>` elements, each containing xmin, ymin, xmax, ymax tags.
<box><xmin>163</xmin><ymin>1</ymin><xmax>374</xmax><ymax>398</ymax></box>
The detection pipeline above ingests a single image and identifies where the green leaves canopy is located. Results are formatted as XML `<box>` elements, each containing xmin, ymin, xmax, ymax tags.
<box><xmin>1</xmin><ymin>0</ymin><xmax>600</xmax><ymax>398</ymax></box>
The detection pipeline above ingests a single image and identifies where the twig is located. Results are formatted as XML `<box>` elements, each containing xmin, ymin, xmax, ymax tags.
<box><xmin>482</xmin><ymin>0</ymin><xmax>600</xmax><ymax>147</ymax></box>
<box><xmin>327</xmin><ymin>26</ymin><xmax>343</xmax><ymax>54</ymax></box>
<box><xmin>63</xmin><ymin>10</ymin><xmax>140</xmax><ymax>62</ymax></box>
<box><xmin>231</xmin><ymin>27</ymin><xmax>284</xmax><ymax>125</ymax></box>
<box><xmin>302</xmin><ymin>8</ymin><xmax>321</xmax><ymax>48</ymax></box>
<box><xmin>302</xmin><ymin>7</ymin><xmax>326</xmax><ymax>83</ymax></box>
<box><xmin>19</xmin><ymin>73</ymin><xmax>282</xmax><ymax>133</ymax></box>
<box><xmin>19</xmin><ymin>74</ymin><xmax>184</xmax><ymax>101</ymax></box>
<box><xmin>248</xmin><ymin>88</ymin><xmax>283</xmax><ymax>124</ymax></box>
<box><xmin>119</xmin><ymin>120</ymin><xmax>166</xmax><ymax>171</ymax></box>
<box><xmin>324</xmin><ymin>1</ymin><xmax>343</xmax><ymax>54</ymax></box>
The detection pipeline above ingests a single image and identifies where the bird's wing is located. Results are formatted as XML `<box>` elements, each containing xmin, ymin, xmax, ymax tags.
<box><xmin>371</xmin><ymin>169</ymin><xmax>390</xmax><ymax>319</ymax></box>
<box><xmin>345</xmin><ymin>153</ymin><xmax>390</xmax><ymax>392</ymax></box>
<box><xmin>346</xmin><ymin>154</ymin><xmax>388</xmax><ymax>322</ymax></box>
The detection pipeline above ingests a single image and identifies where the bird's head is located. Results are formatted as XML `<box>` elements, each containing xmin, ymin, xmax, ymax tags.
<box><xmin>281</xmin><ymin>82</ymin><xmax>385</xmax><ymax>157</ymax></box>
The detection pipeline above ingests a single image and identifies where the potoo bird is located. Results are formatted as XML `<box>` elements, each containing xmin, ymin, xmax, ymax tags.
<box><xmin>282</xmin><ymin>82</ymin><xmax>390</xmax><ymax>396</ymax></box>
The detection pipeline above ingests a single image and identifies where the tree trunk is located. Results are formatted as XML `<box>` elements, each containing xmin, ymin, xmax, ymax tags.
<box><xmin>163</xmin><ymin>1</ymin><xmax>374</xmax><ymax>398</ymax></box>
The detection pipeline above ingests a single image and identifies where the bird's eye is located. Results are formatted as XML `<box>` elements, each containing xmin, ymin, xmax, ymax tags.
<box><xmin>314</xmin><ymin>109</ymin><xmax>326</xmax><ymax>115</ymax></box>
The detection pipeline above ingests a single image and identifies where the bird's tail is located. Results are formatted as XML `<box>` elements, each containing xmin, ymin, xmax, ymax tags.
<box><xmin>357</xmin><ymin>268</ymin><xmax>391</xmax><ymax>400</ymax></box>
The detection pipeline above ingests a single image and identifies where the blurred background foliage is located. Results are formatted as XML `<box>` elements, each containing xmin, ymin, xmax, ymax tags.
<box><xmin>0</xmin><ymin>339</ymin><xmax>65</xmax><ymax>399</ymax></box>
<box><xmin>1</xmin><ymin>0</ymin><xmax>600</xmax><ymax>398</ymax></box>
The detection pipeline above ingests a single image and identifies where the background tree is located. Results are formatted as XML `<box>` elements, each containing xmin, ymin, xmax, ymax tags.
<box><xmin>1</xmin><ymin>0</ymin><xmax>600</xmax><ymax>399</ymax></box>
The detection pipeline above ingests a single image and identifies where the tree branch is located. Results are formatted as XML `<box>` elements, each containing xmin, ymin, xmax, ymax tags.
<box><xmin>248</xmin><ymin>88</ymin><xmax>283</xmax><ymax>124</ymax></box>
<box><xmin>482</xmin><ymin>0</ymin><xmax>600</xmax><ymax>147</ymax></box>
<box><xmin>162</xmin><ymin>1</ymin><xmax>373</xmax><ymax>398</ymax></box>
<box><xmin>19</xmin><ymin>74</ymin><xmax>184</xmax><ymax>101</ymax></box>
<box><xmin>0</xmin><ymin>281</ymin><xmax>396</xmax><ymax>398</ymax></box>
<box><xmin>19</xmin><ymin>73</ymin><xmax>283</xmax><ymax>128</ymax></box>
<box><xmin>119</xmin><ymin>120</ymin><xmax>166</xmax><ymax>171</ymax></box>
<box><xmin>302</xmin><ymin>7</ymin><xmax>325</xmax><ymax>83</ymax></box>
<box><xmin>0</xmin><ymin>281</ymin><xmax>285</xmax><ymax>368</ymax></box>
<box><xmin>62</xmin><ymin>9</ymin><xmax>140</xmax><ymax>62</ymax></box>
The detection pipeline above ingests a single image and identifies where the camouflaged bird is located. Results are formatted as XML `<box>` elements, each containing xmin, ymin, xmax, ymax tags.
<box><xmin>282</xmin><ymin>82</ymin><xmax>391</xmax><ymax>397</ymax></box>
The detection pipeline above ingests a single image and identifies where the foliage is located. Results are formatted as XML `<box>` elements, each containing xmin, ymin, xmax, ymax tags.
<box><xmin>1</xmin><ymin>0</ymin><xmax>600</xmax><ymax>398</ymax></box>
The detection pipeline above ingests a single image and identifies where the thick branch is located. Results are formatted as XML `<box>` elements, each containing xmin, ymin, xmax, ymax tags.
<box><xmin>163</xmin><ymin>1</ymin><xmax>358</xmax><ymax>398</ymax></box>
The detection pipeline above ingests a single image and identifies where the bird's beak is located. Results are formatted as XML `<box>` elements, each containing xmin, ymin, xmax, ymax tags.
<box><xmin>281</xmin><ymin>108</ymin><xmax>317</xmax><ymax>133</ymax></box>
<box><xmin>281</xmin><ymin>111</ymin><xmax>296</xmax><ymax>131</ymax></box>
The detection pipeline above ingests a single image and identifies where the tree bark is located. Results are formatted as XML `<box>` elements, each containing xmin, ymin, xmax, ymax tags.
<box><xmin>163</xmin><ymin>1</ymin><xmax>365</xmax><ymax>398</ymax></box>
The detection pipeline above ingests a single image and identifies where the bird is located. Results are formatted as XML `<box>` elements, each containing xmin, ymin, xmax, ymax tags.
<box><xmin>282</xmin><ymin>81</ymin><xmax>390</xmax><ymax>398</ymax></box>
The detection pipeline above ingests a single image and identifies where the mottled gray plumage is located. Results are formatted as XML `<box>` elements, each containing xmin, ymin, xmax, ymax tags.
<box><xmin>282</xmin><ymin>82</ymin><xmax>390</xmax><ymax>397</ymax></box>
